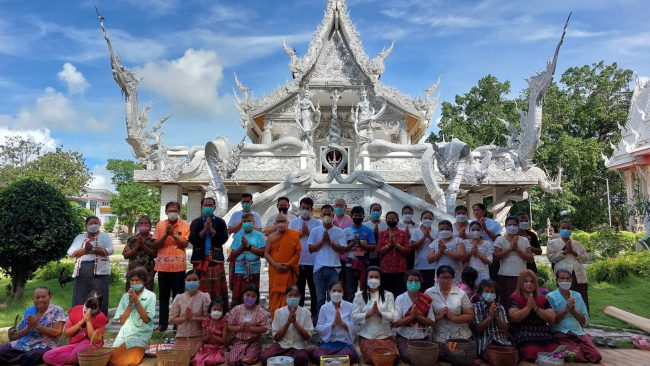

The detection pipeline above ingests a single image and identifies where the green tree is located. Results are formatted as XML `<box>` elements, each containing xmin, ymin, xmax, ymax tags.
<box><xmin>107</xmin><ymin>159</ymin><xmax>160</xmax><ymax>234</ymax></box>
<box><xmin>0</xmin><ymin>179</ymin><xmax>80</xmax><ymax>299</ymax></box>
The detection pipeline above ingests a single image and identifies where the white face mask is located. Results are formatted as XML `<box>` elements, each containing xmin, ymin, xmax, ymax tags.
<box><xmin>558</xmin><ymin>281</ymin><xmax>572</xmax><ymax>290</ymax></box>
<box><xmin>167</xmin><ymin>212</ymin><xmax>179</xmax><ymax>221</ymax></box>
<box><xmin>506</xmin><ymin>225</ymin><xmax>519</xmax><ymax>235</ymax></box>
<box><xmin>321</xmin><ymin>215</ymin><xmax>333</xmax><ymax>225</ymax></box>
<box><xmin>330</xmin><ymin>291</ymin><xmax>343</xmax><ymax>303</ymax></box>
<box><xmin>403</xmin><ymin>214</ymin><xmax>413</xmax><ymax>222</ymax></box>
<box><xmin>367</xmin><ymin>278</ymin><xmax>381</xmax><ymax>289</ymax></box>
<box><xmin>210</xmin><ymin>310</ymin><xmax>222</xmax><ymax>320</ymax></box>
<box><xmin>301</xmin><ymin>209</ymin><xmax>311</xmax><ymax>219</ymax></box>
<box><xmin>87</xmin><ymin>224</ymin><xmax>100</xmax><ymax>234</ymax></box>
<box><xmin>456</xmin><ymin>214</ymin><xmax>467</xmax><ymax>223</ymax></box>
<box><xmin>439</xmin><ymin>230</ymin><xmax>451</xmax><ymax>239</ymax></box>
<box><xmin>421</xmin><ymin>219</ymin><xmax>433</xmax><ymax>228</ymax></box>
<box><xmin>468</xmin><ymin>230</ymin><xmax>482</xmax><ymax>239</ymax></box>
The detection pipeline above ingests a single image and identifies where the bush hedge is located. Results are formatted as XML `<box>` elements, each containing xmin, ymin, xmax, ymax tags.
<box><xmin>34</xmin><ymin>258</ymin><xmax>124</xmax><ymax>284</ymax></box>
<box><xmin>571</xmin><ymin>226</ymin><xmax>644</xmax><ymax>259</ymax></box>
<box><xmin>588</xmin><ymin>252</ymin><xmax>650</xmax><ymax>283</ymax></box>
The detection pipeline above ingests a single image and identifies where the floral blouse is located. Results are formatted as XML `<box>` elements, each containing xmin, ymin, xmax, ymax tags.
<box><xmin>13</xmin><ymin>304</ymin><xmax>66</xmax><ymax>351</ymax></box>
<box><xmin>226</xmin><ymin>304</ymin><xmax>270</xmax><ymax>341</ymax></box>
<box><xmin>376</xmin><ymin>229</ymin><xmax>410</xmax><ymax>273</ymax></box>
<box><xmin>125</xmin><ymin>235</ymin><xmax>156</xmax><ymax>272</ymax></box>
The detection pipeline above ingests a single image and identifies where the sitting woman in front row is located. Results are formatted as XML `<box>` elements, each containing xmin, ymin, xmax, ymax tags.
<box><xmin>192</xmin><ymin>298</ymin><xmax>228</xmax><ymax>366</ymax></box>
<box><xmin>261</xmin><ymin>286</ymin><xmax>314</xmax><ymax>366</ymax></box>
<box><xmin>227</xmin><ymin>284</ymin><xmax>270</xmax><ymax>366</ymax></box>
<box><xmin>111</xmin><ymin>267</ymin><xmax>157</xmax><ymax>366</ymax></box>
<box><xmin>352</xmin><ymin>266</ymin><xmax>397</xmax><ymax>365</ymax></box>
<box><xmin>508</xmin><ymin>270</ymin><xmax>558</xmax><ymax>362</ymax></box>
<box><xmin>471</xmin><ymin>280</ymin><xmax>512</xmax><ymax>360</ymax></box>
<box><xmin>310</xmin><ymin>282</ymin><xmax>359</xmax><ymax>364</ymax></box>
<box><xmin>548</xmin><ymin>269</ymin><xmax>602</xmax><ymax>364</ymax></box>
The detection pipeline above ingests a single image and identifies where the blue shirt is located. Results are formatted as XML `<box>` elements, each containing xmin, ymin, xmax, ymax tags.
<box><xmin>343</xmin><ymin>225</ymin><xmax>375</xmax><ymax>261</ymax></box>
<box><xmin>547</xmin><ymin>289</ymin><xmax>589</xmax><ymax>335</ymax></box>
<box><xmin>231</xmin><ymin>230</ymin><xmax>266</xmax><ymax>274</ymax></box>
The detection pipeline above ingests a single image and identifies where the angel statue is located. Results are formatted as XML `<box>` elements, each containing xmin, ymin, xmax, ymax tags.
<box><xmin>294</xmin><ymin>86</ymin><xmax>322</xmax><ymax>150</ymax></box>
<box><xmin>352</xmin><ymin>88</ymin><xmax>386</xmax><ymax>150</ymax></box>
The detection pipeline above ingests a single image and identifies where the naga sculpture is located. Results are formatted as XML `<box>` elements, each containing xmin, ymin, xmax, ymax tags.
<box><xmin>369</xmin><ymin>41</ymin><xmax>394</xmax><ymax>81</ymax></box>
<box><xmin>204</xmin><ymin>137</ymin><xmax>244</xmax><ymax>216</ymax></box>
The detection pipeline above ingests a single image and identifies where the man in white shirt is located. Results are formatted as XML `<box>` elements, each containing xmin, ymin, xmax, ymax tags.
<box><xmin>308</xmin><ymin>204</ymin><xmax>349</xmax><ymax>313</ymax></box>
<box><xmin>289</xmin><ymin>197</ymin><xmax>321</xmax><ymax>317</ymax></box>
<box><xmin>228</xmin><ymin>193</ymin><xmax>263</xmax><ymax>235</ymax></box>
<box><xmin>264</xmin><ymin>196</ymin><xmax>297</xmax><ymax>235</ymax></box>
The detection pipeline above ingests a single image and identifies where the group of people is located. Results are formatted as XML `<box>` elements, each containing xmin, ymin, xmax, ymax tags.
<box><xmin>0</xmin><ymin>194</ymin><xmax>601</xmax><ymax>366</ymax></box>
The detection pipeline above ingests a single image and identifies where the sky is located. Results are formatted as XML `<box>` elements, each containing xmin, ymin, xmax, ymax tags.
<box><xmin>0</xmin><ymin>0</ymin><xmax>648</xmax><ymax>192</ymax></box>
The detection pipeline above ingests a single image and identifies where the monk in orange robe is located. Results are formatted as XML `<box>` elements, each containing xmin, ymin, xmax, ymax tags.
<box><xmin>264</xmin><ymin>213</ymin><xmax>302</xmax><ymax>318</ymax></box>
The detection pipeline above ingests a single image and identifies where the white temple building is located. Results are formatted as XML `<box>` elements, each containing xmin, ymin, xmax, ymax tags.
<box><xmin>100</xmin><ymin>0</ymin><xmax>565</xmax><ymax>224</ymax></box>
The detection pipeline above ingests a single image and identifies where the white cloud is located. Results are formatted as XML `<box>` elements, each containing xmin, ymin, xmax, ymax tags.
<box><xmin>0</xmin><ymin>126</ymin><xmax>58</xmax><ymax>151</ymax></box>
<box><xmin>88</xmin><ymin>164</ymin><xmax>115</xmax><ymax>192</ymax></box>
<box><xmin>134</xmin><ymin>48</ymin><xmax>231</xmax><ymax>118</ymax></box>
<box><xmin>57</xmin><ymin>63</ymin><xmax>90</xmax><ymax>94</ymax></box>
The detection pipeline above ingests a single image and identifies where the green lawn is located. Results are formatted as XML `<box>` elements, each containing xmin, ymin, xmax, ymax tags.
<box><xmin>588</xmin><ymin>275</ymin><xmax>650</xmax><ymax>330</ymax></box>
<box><xmin>0</xmin><ymin>277</ymin><xmax>126</xmax><ymax>327</ymax></box>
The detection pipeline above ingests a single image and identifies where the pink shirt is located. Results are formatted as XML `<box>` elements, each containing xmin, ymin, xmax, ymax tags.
<box><xmin>333</xmin><ymin>214</ymin><xmax>353</xmax><ymax>229</ymax></box>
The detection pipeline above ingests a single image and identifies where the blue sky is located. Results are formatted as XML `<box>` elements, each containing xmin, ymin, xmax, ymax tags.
<box><xmin>0</xmin><ymin>0</ymin><xmax>648</xmax><ymax>191</ymax></box>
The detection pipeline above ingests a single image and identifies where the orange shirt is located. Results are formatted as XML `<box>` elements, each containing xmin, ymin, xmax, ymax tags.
<box><xmin>153</xmin><ymin>219</ymin><xmax>190</xmax><ymax>272</ymax></box>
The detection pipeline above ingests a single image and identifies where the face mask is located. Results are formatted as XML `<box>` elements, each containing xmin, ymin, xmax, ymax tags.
<box><xmin>421</xmin><ymin>219</ymin><xmax>433</xmax><ymax>228</ymax></box>
<box><xmin>242</xmin><ymin>203</ymin><xmax>252</xmax><ymax>211</ymax></box>
<box><xmin>506</xmin><ymin>225</ymin><xmax>519</xmax><ymax>235</ymax></box>
<box><xmin>202</xmin><ymin>207</ymin><xmax>215</xmax><ymax>216</ymax></box>
<box><xmin>167</xmin><ymin>212</ymin><xmax>179</xmax><ymax>222</ymax></box>
<box><xmin>560</xmin><ymin>229</ymin><xmax>572</xmax><ymax>239</ymax></box>
<box><xmin>367</xmin><ymin>278</ymin><xmax>381</xmax><ymax>289</ymax></box>
<box><xmin>406</xmin><ymin>281</ymin><xmax>421</xmax><ymax>293</ymax></box>
<box><xmin>456</xmin><ymin>214</ymin><xmax>467</xmax><ymax>223</ymax></box>
<box><xmin>403</xmin><ymin>214</ymin><xmax>413</xmax><ymax>222</ymax></box>
<box><xmin>185</xmin><ymin>281</ymin><xmax>199</xmax><ymax>292</ymax></box>
<box><xmin>438</xmin><ymin>230</ymin><xmax>451</xmax><ymax>239</ymax></box>
<box><xmin>386</xmin><ymin>221</ymin><xmax>398</xmax><ymax>228</ymax></box>
<box><xmin>519</xmin><ymin>221</ymin><xmax>530</xmax><ymax>230</ymax></box>
<box><xmin>371</xmin><ymin>211</ymin><xmax>381</xmax><ymax>220</ymax></box>
<box><xmin>558</xmin><ymin>281</ymin><xmax>572</xmax><ymax>290</ymax></box>
<box><xmin>468</xmin><ymin>230</ymin><xmax>482</xmax><ymax>239</ymax></box>
<box><xmin>301</xmin><ymin>210</ymin><xmax>312</xmax><ymax>219</ymax></box>
<box><xmin>276</xmin><ymin>222</ymin><xmax>288</xmax><ymax>232</ymax></box>
<box><xmin>321</xmin><ymin>215</ymin><xmax>333</xmax><ymax>225</ymax></box>
<box><xmin>242</xmin><ymin>222</ymin><xmax>253</xmax><ymax>232</ymax></box>
<box><xmin>244</xmin><ymin>297</ymin><xmax>257</xmax><ymax>306</ymax></box>
<box><xmin>352</xmin><ymin>217</ymin><xmax>364</xmax><ymax>225</ymax></box>
<box><xmin>130</xmin><ymin>283</ymin><xmax>143</xmax><ymax>292</ymax></box>
<box><xmin>329</xmin><ymin>291</ymin><xmax>343</xmax><ymax>303</ymax></box>
<box><xmin>278</xmin><ymin>207</ymin><xmax>289</xmax><ymax>214</ymax></box>
<box><xmin>334</xmin><ymin>207</ymin><xmax>345</xmax><ymax>216</ymax></box>
<box><xmin>87</xmin><ymin>224</ymin><xmax>100</xmax><ymax>234</ymax></box>
<box><xmin>138</xmin><ymin>225</ymin><xmax>150</xmax><ymax>234</ymax></box>
<box><xmin>286</xmin><ymin>297</ymin><xmax>300</xmax><ymax>307</ymax></box>
<box><xmin>210</xmin><ymin>310</ymin><xmax>222</xmax><ymax>320</ymax></box>
<box><xmin>482</xmin><ymin>292</ymin><xmax>496</xmax><ymax>303</ymax></box>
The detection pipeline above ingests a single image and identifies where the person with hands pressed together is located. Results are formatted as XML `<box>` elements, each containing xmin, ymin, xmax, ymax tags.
<box><xmin>310</xmin><ymin>282</ymin><xmax>359</xmax><ymax>364</ymax></box>
<box><xmin>43</xmin><ymin>292</ymin><xmax>108</xmax><ymax>366</ymax></box>
<box><xmin>153</xmin><ymin>201</ymin><xmax>190</xmax><ymax>332</ymax></box>
<box><xmin>264</xmin><ymin>213</ymin><xmax>302</xmax><ymax>318</ymax></box>
<box><xmin>290</xmin><ymin>197</ymin><xmax>321</xmax><ymax>318</ymax></box>
<box><xmin>463</xmin><ymin>221</ymin><xmax>494</xmax><ymax>285</ymax></box>
<box><xmin>227</xmin><ymin>193</ymin><xmax>263</xmax><ymax>235</ymax></box>
<box><xmin>376</xmin><ymin>211</ymin><xmax>411</xmax><ymax>296</ymax></box>
<box><xmin>227</xmin><ymin>285</ymin><xmax>270</xmax><ymax>366</ymax></box>
<box><xmin>169</xmin><ymin>270</ymin><xmax>211</xmax><ymax>353</ymax></box>
<box><xmin>410</xmin><ymin>210</ymin><xmax>438</xmax><ymax>290</ymax></box>
<box><xmin>393</xmin><ymin>270</ymin><xmax>435</xmax><ymax>364</ymax></box>
<box><xmin>363</xmin><ymin>203</ymin><xmax>387</xmax><ymax>266</ymax></box>
<box><xmin>352</xmin><ymin>267</ymin><xmax>396</xmax><ymax>366</ymax></box>
<box><xmin>342</xmin><ymin>206</ymin><xmax>376</xmax><ymax>301</ymax></box>
<box><xmin>192</xmin><ymin>299</ymin><xmax>228</xmax><ymax>366</ymax></box>
<box><xmin>452</xmin><ymin>205</ymin><xmax>469</xmax><ymax>239</ymax></box>
<box><xmin>229</xmin><ymin>213</ymin><xmax>266</xmax><ymax>307</ymax></box>
<box><xmin>0</xmin><ymin>287</ymin><xmax>65</xmax><ymax>366</ymax></box>
<box><xmin>516</xmin><ymin>212</ymin><xmax>542</xmax><ymax>273</ymax></box>
<box><xmin>427</xmin><ymin>220</ymin><xmax>466</xmax><ymax>284</ymax></box>
<box><xmin>493</xmin><ymin>216</ymin><xmax>534</xmax><ymax>306</ymax></box>
<box><xmin>471</xmin><ymin>280</ymin><xmax>512</xmax><ymax>359</ymax></box>
<box><xmin>68</xmin><ymin>215</ymin><xmax>114</xmax><ymax>316</ymax></box>
<box><xmin>190</xmin><ymin>197</ymin><xmax>229</xmax><ymax>308</ymax></box>
<box><xmin>308</xmin><ymin>204</ymin><xmax>348</xmax><ymax>314</ymax></box>
<box><xmin>547</xmin><ymin>219</ymin><xmax>591</xmax><ymax>310</ymax></box>
<box><xmin>547</xmin><ymin>269</ymin><xmax>602</xmax><ymax>363</ymax></box>
<box><xmin>123</xmin><ymin>215</ymin><xmax>157</xmax><ymax>290</ymax></box>
<box><xmin>471</xmin><ymin>203</ymin><xmax>502</xmax><ymax>242</ymax></box>
<box><xmin>110</xmin><ymin>267</ymin><xmax>157</xmax><ymax>366</ymax></box>
<box><xmin>508</xmin><ymin>270</ymin><xmax>558</xmax><ymax>362</ymax></box>
<box><xmin>261</xmin><ymin>286</ymin><xmax>314</xmax><ymax>366</ymax></box>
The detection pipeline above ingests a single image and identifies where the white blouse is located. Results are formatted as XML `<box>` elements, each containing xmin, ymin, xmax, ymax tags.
<box><xmin>352</xmin><ymin>290</ymin><xmax>396</xmax><ymax>339</ymax></box>
<box><xmin>425</xmin><ymin>285</ymin><xmax>472</xmax><ymax>342</ymax></box>
<box><xmin>315</xmin><ymin>301</ymin><xmax>357</xmax><ymax>344</ymax></box>
<box><xmin>493</xmin><ymin>235</ymin><xmax>530</xmax><ymax>276</ymax></box>
<box><xmin>67</xmin><ymin>232</ymin><xmax>114</xmax><ymax>276</ymax></box>
<box><xmin>463</xmin><ymin>240</ymin><xmax>494</xmax><ymax>273</ymax></box>
<box><xmin>393</xmin><ymin>292</ymin><xmax>436</xmax><ymax>340</ymax></box>
<box><xmin>271</xmin><ymin>306</ymin><xmax>314</xmax><ymax>350</ymax></box>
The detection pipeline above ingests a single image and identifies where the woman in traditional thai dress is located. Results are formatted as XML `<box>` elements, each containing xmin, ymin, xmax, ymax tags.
<box><xmin>226</xmin><ymin>284</ymin><xmax>270</xmax><ymax>366</ymax></box>
<box><xmin>191</xmin><ymin>298</ymin><xmax>228</xmax><ymax>366</ymax></box>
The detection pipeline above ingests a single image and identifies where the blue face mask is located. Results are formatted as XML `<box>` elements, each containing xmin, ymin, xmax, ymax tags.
<box><xmin>242</xmin><ymin>222</ymin><xmax>253</xmax><ymax>232</ymax></box>
<box><xmin>560</xmin><ymin>229</ymin><xmax>572</xmax><ymax>238</ymax></box>
<box><xmin>371</xmin><ymin>211</ymin><xmax>381</xmax><ymax>220</ymax></box>
<box><xmin>506</xmin><ymin>225</ymin><xmax>519</xmax><ymax>235</ymax></box>
<box><xmin>202</xmin><ymin>207</ymin><xmax>215</xmax><ymax>216</ymax></box>
<box><xmin>185</xmin><ymin>281</ymin><xmax>199</xmax><ymax>292</ymax></box>
<box><xmin>242</xmin><ymin>203</ymin><xmax>252</xmax><ymax>211</ymax></box>
<box><xmin>334</xmin><ymin>207</ymin><xmax>345</xmax><ymax>216</ymax></box>
<box><xmin>406</xmin><ymin>281</ymin><xmax>421</xmax><ymax>293</ymax></box>
<box><xmin>482</xmin><ymin>292</ymin><xmax>496</xmax><ymax>303</ymax></box>
<box><xmin>286</xmin><ymin>297</ymin><xmax>300</xmax><ymax>307</ymax></box>
<box><xmin>130</xmin><ymin>283</ymin><xmax>144</xmax><ymax>292</ymax></box>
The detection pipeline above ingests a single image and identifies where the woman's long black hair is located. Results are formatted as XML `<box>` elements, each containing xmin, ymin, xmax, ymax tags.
<box><xmin>362</xmin><ymin>266</ymin><xmax>385</xmax><ymax>303</ymax></box>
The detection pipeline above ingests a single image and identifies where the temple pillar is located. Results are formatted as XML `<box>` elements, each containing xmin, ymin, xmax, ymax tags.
<box><xmin>187</xmin><ymin>191</ymin><xmax>204</xmax><ymax>222</ymax></box>
<box><xmin>623</xmin><ymin>170</ymin><xmax>636</xmax><ymax>230</ymax></box>
<box><xmin>399</xmin><ymin>121</ymin><xmax>409</xmax><ymax>145</ymax></box>
<box><xmin>261</xmin><ymin>122</ymin><xmax>273</xmax><ymax>144</ymax></box>
<box><xmin>160</xmin><ymin>184</ymin><xmax>183</xmax><ymax>220</ymax></box>
<box><xmin>466</xmin><ymin>193</ymin><xmax>484</xmax><ymax>219</ymax></box>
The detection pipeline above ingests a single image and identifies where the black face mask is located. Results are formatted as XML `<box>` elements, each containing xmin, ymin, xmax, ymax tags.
<box><xmin>352</xmin><ymin>217</ymin><xmax>364</xmax><ymax>225</ymax></box>
<box><xmin>278</xmin><ymin>207</ymin><xmax>289</xmax><ymax>214</ymax></box>
<box><xmin>387</xmin><ymin>221</ymin><xmax>398</xmax><ymax>228</ymax></box>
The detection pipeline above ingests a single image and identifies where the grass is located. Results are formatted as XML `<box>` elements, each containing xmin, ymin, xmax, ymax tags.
<box><xmin>0</xmin><ymin>277</ymin><xmax>126</xmax><ymax>327</ymax></box>
<box><xmin>588</xmin><ymin>275</ymin><xmax>650</xmax><ymax>330</ymax></box>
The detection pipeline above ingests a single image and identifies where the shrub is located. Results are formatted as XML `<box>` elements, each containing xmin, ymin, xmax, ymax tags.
<box><xmin>588</xmin><ymin>252</ymin><xmax>650</xmax><ymax>283</ymax></box>
<box><xmin>571</xmin><ymin>227</ymin><xmax>638</xmax><ymax>259</ymax></box>
<box><xmin>104</xmin><ymin>217</ymin><xmax>117</xmax><ymax>233</ymax></box>
<box><xmin>109</xmin><ymin>261</ymin><xmax>124</xmax><ymax>284</ymax></box>
<box><xmin>34</xmin><ymin>259</ymin><xmax>75</xmax><ymax>281</ymax></box>
<box><xmin>537</xmin><ymin>263</ymin><xmax>552</xmax><ymax>285</ymax></box>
